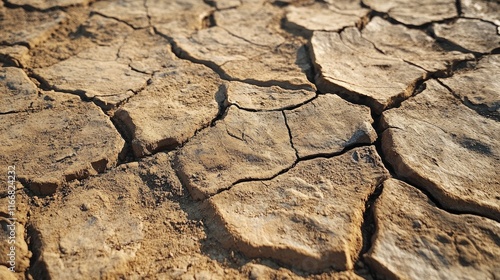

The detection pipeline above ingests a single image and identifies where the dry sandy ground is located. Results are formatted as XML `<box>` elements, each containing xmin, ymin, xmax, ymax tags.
<box><xmin>0</xmin><ymin>0</ymin><xmax>499</xmax><ymax>279</ymax></box>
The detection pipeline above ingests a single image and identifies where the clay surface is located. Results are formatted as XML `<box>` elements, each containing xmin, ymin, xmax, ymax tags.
<box><xmin>381</xmin><ymin>79</ymin><xmax>500</xmax><ymax>222</ymax></box>
<box><xmin>367</xmin><ymin>179</ymin><xmax>500</xmax><ymax>279</ymax></box>
<box><xmin>0</xmin><ymin>0</ymin><xmax>498</xmax><ymax>278</ymax></box>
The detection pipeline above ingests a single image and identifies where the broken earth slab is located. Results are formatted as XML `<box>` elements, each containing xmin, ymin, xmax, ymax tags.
<box><xmin>284</xmin><ymin>1</ymin><xmax>368</xmax><ymax>36</ymax></box>
<box><xmin>128</xmin><ymin>153</ymin><xmax>237</xmax><ymax>279</ymax></box>
<box><xmin>25</xmin><ymin>10</ymin><xmax>140</xmax><ymax>69</ymax></box>
<box><xmin>127</xmin><ymin>152</ymin><xmax>263</xmax><ymax>279</ymax></box>
<box><xmin>92</xmin><ymin>0</ymin><xmax>149</xmax><ymax>29</ymax></box>
<box><xmin>46</xmin><ymin>14</ymin><xmax>132</xmax><ymax>54</ymax></box>
<box><xmin>366</xmin><ymin>179</ymin><xmax>500</xmax><ymax>279</ymax></box>
<box><xmin>27</xmin><ymin>152</ymin><xmax>353</xmax><ymax>279</ymax></box>
<box><xmin>440</xmin><ymin>55</ymin><xmax>500</xmax><ymax>120</ymax></box>
<box><xmin>226</xmin><ymin>81</ymin><xmax>316</xmax><ymax>111</ymax></box>
<box><xmin>116</xmin><ymin>29</ymin><xmax>173</xmax><ymax>75</ymax></box>
<box><xmin>0</xmin><ymin>66</ymin><xmax>49</xmax><ymax>195</ymax></box>
<box><xmin>34</xmin><ymin>57</ymin><xmax>149</xmax><ymax>100</ymax></box>
<box><xmin>211</xmin><ymin>1</ymin><xmax>315</xmax><ymax>88</ymax></box>
<box><xmin>0</xmin><ymin>67</ymin><xmax>44</xmax><ymax>114</ymax></box>
<box><xmin>381</xmin><ymin>79</ymin><xmax>500</xmax><ymax>222</ymax></box>
<box><xmin>27</xmin><ymin>153</ymin><xmax>243</xmax><ymax>279</ymax></box>
<box><xmin>92</xmin><ymin>29</ymin><xmax>175</xmax><ymax>111</ymax></box>
<box><xmin>461</xmin><ymin>0</ymin><xmax>500</xmax><ymax>27</ymax></box>
<box><xmin>24</xmin><ymin>10</ymin><xmax>96</xmax><ymax>69</ymax></box>
<box><xmin>0</xmin><ymin>92</ymin><xmax>125</xmax><ymax>195</ymax></box>
<box><xmin>207</xmin><ymin>146</ymin><xmax>389</xmax><ymax>272</ymax></box>
<box><xmin>114</xmin><ymin>58</ymin><xmax>224</xmax><ymax>158</ymax></box>
<box><xmin>29</xmin><ymin>169</ymin><xmax>145</xmax><ymax>280</ymax></box>
<box><xmin>222</xmin><ymin>39</ymin><xmax>315</xmax><ymax>90</ymax></box>
<box><xmin>6</xmin><ymin>0</ymin><xmax>90</xmax><ymax>10</ymax></box>
<box><xmin>148</xmin><ymin>0</ymin><xmax>213</xmax><ymax>37</ymax></box>
<box><xmin>32</xmin><ymin>15</ymin><xmax>150</xmax><ymax>103</ymax></box>
<box><xmin>173</xmin><ymin>26</ymin><xmax>315</xmax><ymax>90</ymax></box>
<box><xmin>362</xmin><ymin>17</ymin><xmax>474</xmax><ymax>74</ymax></box>
<box><xmin>92</xmin><ymin>90</ymin><xmax>135</xmax><ymax>112</ymax></box>
<box><xmin>309</xmin><ymin>28</ymin><xmax>426</xmax><ymax>114</ymax></box>
<box><xmin>363</xmin><ymin>0</ymin><xmax>457</xmax><ymax>26</ymax></box>
<box><xmin>214</xmin><ymin>3</ymin><xmax>285</xmax><ymax>47</ymax></box>
<box><xmin>174</xmin><ymin>26</ymin><xmax>262</xmax><ymax>67</ymax></box>
<box><xmin>0</xmin><ymin>2</ymin><xmax>67</xmax><ymax>48</ymax></box>
<box><xmin>175</xmin><ymin>106</ymin><xmax>296</xmax><ymax>200</ymax></box>
<box><xmin>433</xmin><ymin>18</ymin><xmax>500</xmax><ymax>53</ymax></box>
<box><xmin>285</xmin><ymin>94</ymin><xmax>377</xmax><ymax>159</ymax></box>
<box><xmin>0</xmin><ymin>45</ymin><xmax>29</xmax><ymax>67</ymax></box>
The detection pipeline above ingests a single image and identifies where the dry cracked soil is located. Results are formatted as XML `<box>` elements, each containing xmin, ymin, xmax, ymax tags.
<box><xmin>0</xmin><ymin>0</ymin><xmax>499</xmax><ymax>279</ymax></box>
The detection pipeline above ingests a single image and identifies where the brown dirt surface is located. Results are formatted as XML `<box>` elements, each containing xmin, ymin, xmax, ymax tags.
<box><xmin>0</xmin><ymin>0</ymin><xmax>498</xmax><ymax>279</ymax></box>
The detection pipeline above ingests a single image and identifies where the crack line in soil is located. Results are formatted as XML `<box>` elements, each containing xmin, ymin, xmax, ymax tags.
<box><xmin>282</xmin><ymin>110</ymin><xmax>299</xmax><ymax>158</ymax></box>
<box><xmin>229</xmin><ymin>92</ymin><xmax>318</xmax><ymax>112</ymax></box>
<box><xmin>356</xmin><ymin>180</ymin><xmax>385</xmax><ymax>278</ymax></box>
<box><xmin>90</xmin><ymin>11</ymin><xmax>142</xmax><ymax>30</ymax></box>
<box><xmin>7</xmin><ymin>2</ymin><xmax>499</xmax><ymax>278</ymax></box>
<box><xmin>2</xmin><ymin>0</ymin><xmax>57</xmax><ymax>12</ymax></box>
<box><xmin>152</xmin><ymin>29</ymin><xmax>314</xmax><ymax>91</ymax></box>
<box><xmin>219</xmin><ymin>26</ymin><xmax>274</xmax><ymax>49</ymax></box>
<box><xmin>455</xmin><ymin>0</ymin><xmax>462</xmax><ymax>16</ymax></box>
<box><xmin>143</xmin><ymin>0</ymin><xmax>152</xmax><ymax>28</ymax></box>
<box><xmin>211</xmin><ymin>142</ymin><xmax>376</xmax><ymax>199</ymax></box>
<box><xmin>435</xmin><ymin>77</ymin><xmax>500</xmax><ymax>121</ymax></box>
<box><xmin>361</xmin><ymin>2</ymin><xmax>462</xmax><ymax>30</ymax></box>
<box><xmin>26</xmin><ymin>224</ymin><xmax>49</xmax><ymax>279</ymax></box>
<box><xmin>374</xmin><ymin>109</ymin><xmax>500</xmax><ymax>221</ymax></box>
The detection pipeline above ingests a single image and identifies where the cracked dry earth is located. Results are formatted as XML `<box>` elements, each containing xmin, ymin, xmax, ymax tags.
<box><xmin>0</xmin><ymin>0</ymin><xmax>499</xmax><ymax>279</ymax></box>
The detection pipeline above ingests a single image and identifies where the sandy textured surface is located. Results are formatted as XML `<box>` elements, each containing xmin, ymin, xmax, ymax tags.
<box><xmin>0</xmin><ymin>0</ymin><xmax>498</xmax><ymax>279</ymax></box>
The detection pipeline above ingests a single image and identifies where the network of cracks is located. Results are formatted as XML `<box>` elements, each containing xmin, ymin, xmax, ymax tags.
<box><xmin>0</xmin><ymin>0</ymin><xmax>499</xmax><ymax>279</ymax></box>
